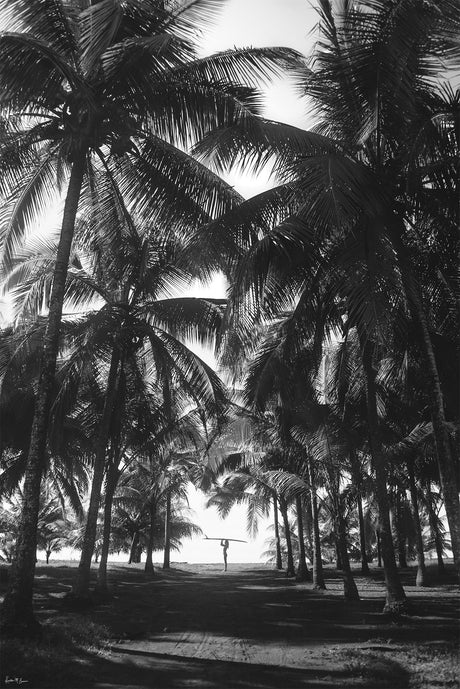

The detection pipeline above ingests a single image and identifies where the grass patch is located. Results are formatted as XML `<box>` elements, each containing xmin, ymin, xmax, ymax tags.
<box><xmin>1</xmin><ymin>616</ymin><xmax>111</xmax><ymax>688</ymax></box>
<box><xmin>340</xmin><ymin>644</ymin><xmax>459</xmax><ymax>689</ymax></box>
<box><xmin>343</xmin><ymin>651</ymin><xmax>410</xmax><ymax>687</ymax></box>
<box><xmin>407</xmin><ymin>643</ymin><xmax>460</xmax><ymax>689</ymax></box>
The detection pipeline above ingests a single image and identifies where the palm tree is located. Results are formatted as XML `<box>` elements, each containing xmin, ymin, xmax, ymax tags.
<box><xmin>2</xmin><ymin>189</ymin><xmax>230</xmax><ymax>604</ymax></box>
<box><xmin>112</xmin><ymin>460</ymin><xmax>202</xmax><ymax>567</ymax></box>
<box><xmin>194</xmin><ymin>0</ymin><xmax>460</xmax><ymax>585</ymax></box>
<box><xmin>203</xmin><ymin>405</ymin><xmax>300</xmax><ymax>575</ymax></box>
<box><xmin>0</xmin><ymin>0</ymin><xmax>302</xmax><ymax>635</ymax></box>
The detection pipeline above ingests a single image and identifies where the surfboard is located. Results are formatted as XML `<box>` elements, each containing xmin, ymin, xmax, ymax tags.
<box><xmin>203</xmin><ymin>536</ymin><xmax>248</xmax><ymax>543</ymax></box>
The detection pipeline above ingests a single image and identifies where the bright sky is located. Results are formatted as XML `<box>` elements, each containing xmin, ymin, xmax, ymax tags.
<box><xmin>197</xmin><ymin>0</ymin><xmax>317</xmax><ymax>200</ymax></box>
<box><xmin>177</xmin><ymin>0</ymin><xmax>317</xmax><ymax>564</ymax></box>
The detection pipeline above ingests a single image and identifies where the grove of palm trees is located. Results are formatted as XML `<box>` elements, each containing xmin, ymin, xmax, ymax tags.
<box><xmin>0</xmin><ymin>1</ymin><xmax>458</xmax><ymax>688</ymax></box>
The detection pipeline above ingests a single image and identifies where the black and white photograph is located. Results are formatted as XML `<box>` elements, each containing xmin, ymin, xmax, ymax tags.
<box><xmin>0</xmin><ymin>1</ymin><xmax>459</xmax><ymax>687</ymax></box>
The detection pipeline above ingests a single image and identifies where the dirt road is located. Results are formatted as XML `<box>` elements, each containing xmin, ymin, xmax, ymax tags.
<box><xmin>78</xmin><ymin>563</ymin><xmax>458</xmax><ymax>689</ymax></box>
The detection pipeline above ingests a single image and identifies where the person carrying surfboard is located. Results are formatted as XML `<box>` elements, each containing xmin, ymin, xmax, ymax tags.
<box><xmin>220</xmin><ymin>539</ymin><xmax>229</xmax><ymax>571</ymax></box>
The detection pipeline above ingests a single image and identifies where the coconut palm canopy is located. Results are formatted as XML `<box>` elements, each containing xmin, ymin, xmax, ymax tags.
<box><xmin>0</xmin><ymin>0</ymin><xmax>458</xmax><ymax>639</ymax></box>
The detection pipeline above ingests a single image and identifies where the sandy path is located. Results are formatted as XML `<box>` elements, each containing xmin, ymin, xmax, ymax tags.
<box><xmin>84</xmin><ymin>564</ymin><xmax>458</xmax><ymax>688</ymax></box>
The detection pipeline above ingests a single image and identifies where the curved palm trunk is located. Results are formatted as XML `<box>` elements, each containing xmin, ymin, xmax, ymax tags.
<box><xmin>295</xmin><ymin>495</ymin><xmax>310</xmax><ymax>581</ymax></box>
<box><xmin>336</xmin><ymin>505</ymin><xmax>359</xmax><ymax>600</ymax></box>
<box><xmin>279</xmin><ymin>497</ymin><xmax>295</xmax><ymax>577</ymax></box>
<box><xmin>391</xmin><ymin>228</ymin><xmax>460</xmax><ymax>577</ymax></box>
<box><xmin>1</xmin><ymin>157</ymin><xmax>86</xmax><ymax>636</ymax></box>
<box><xmin>72</xmin><ymin>349</ymin><xmax>121</xmax><ymax>599</ymax></box>
<box><xmin>408</xmin><ymin>461</ymin><xmax>427</xmax><ymax>587</ymax></box>
<box><xmin>95</xmin><ymin>461</ymin><xmax>120</xmax><ymax>594</ymax></box>
<box><xmin>144</xmin><ymin>503</ymin><xmax>156</xmax><ymax>575</ymax></box>
<box><xmin>273</xmin><ymin>491</ymin><xmax>283</xmax><ymax>570</ymax></box>
<box><xmin>361</xmin><ymin>336</ymin><xmax>407</xmax><ymax>613</ymax></box>
<box><xmin>163</xmin><ymin>491</ymin><xmax>171</xmax><ymax>570</ymax></box>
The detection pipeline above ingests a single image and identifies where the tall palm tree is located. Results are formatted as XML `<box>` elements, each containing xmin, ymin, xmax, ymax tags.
<box><xmin>0</xmin><ymin>0</ymin><xmax>302</xmax><ymax>635</ymax></box>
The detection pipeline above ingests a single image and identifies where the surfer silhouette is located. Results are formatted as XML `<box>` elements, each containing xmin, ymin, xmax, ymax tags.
<box><xmin>220</xmin><ymin>539</ymin><xmax>229</xmax><ymax>571</ymax></box>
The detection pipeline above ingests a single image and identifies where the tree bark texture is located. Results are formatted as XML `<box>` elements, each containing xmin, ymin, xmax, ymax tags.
<box><xmin>1</xmin><ymin>156</ymin><xmax>86</xmax><ymax>636</ymax></box>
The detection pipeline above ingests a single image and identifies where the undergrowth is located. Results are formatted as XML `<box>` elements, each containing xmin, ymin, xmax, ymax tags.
<box><xmin>1</xmin><ymin>616</ymin><xmax>110</xmax><ymax>688</ymax></box>
<box><xmin>341</xmin><ymin>643</ymin><xmax>459</xmax><ymax>689</ymax></box>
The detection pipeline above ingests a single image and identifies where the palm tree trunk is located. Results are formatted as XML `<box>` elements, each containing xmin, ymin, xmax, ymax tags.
<box><xmin>426</xmin><ymin>482</ymin><xmax>445</xmax><ymax>575</ymax></box>
<box><xmin>336</xmin><ymin>505</ymin><xmax>359</xmax><ymax>600</ymax></box>
<box><xmin>335</xmin><ymin>540</ymin><xmax>343</xmax><ymax>569</ymax></box>
<box><xmin>376</xmin><ymin>529</ymin><xmax>382</xmax><ymax>567</ymax></box>
<box><xmin>279</xmin><ymin>497</ymin><xmax>295</xmax><ymax>577</ymax></box>
<box><xmin>360</xmin><ymin>335</ymin><xmax>407</xmax><ymax>613</ymax></box>
<box><xmin>273</xmin><ymin>492</ymin><xmax>283</xmax><ymax>570</ymax></box>
<box><xmin>1</xmin><ymin>156</ymin><xmax>86</xmax><ymax>636</ymax></box>
<box><xmin>395</xmin><ymin>492</ymin><xmax>408</xmax><ymax>569</ymax></box>
<box><xmin>295</xmin><ymin>495</ymin><xmax>310</xmax><ymax>581</ymax></box>
<box><xmin>72</xmin><ymin>348</ymin><xmax>121</xmax><ymax>599</ymax></box>
<box><xmin>391</xmin><ymin>228</ymin><xmax>460</xmax><ymax>577</ymax></box>
<box><xmin>128</xmin><ymin>532</ymin><xmax>139</xmax><ymax>564</ymax></box>
<box><xmin>145</xmin><ymin>503</ymin><xmax>156</xmax><ymax>575</ymax></box>
<box><xmin>408</xmin><ymin>461</ymin><xmax>427</xmax><ymax>587</ymax></box>
<box><xmin>163</xmin><ymin>490</ymin><xmax>171</xmax><ymax>570</ymax></box>
<box><xmin>357</xmin><ymin>492</ymin><xmax>370</xmax><ymax>574</ymax></box>
<box><xmin>308</xmin><ymin>461</ymin><xmax>326</xmax><ymax>590</ymax></box>
<box><xmin>95</xmin><ymin>461</ymin><xmax>119</xmax><ymax>594</ymax></box>
<box><xmin>350</xmin><ymin>452</ymin><xmax>370</xmax><ymax>574</ymax></box>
